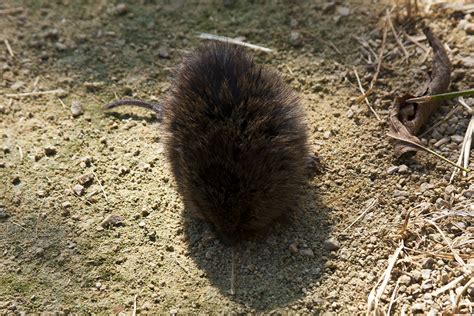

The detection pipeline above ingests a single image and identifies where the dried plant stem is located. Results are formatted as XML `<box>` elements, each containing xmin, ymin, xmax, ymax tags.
<box><xmin>425</xmin><ymin>219</ymin><xmax>469</xmax><ymax>274</ymax></box>
<box><xmin>353</xmin><ymin>67</ymin><xmax>381</xmax><ymax>121</ymax></box>
<box><xmin>387</xmin><ymin>133</ymin><xmax>470</xmax><ymax>173</ymax></box>
<box><xmin>132</xmin><ymin>293</ymin><xmax>138</xmax><ymax>316</ymax></box>
<box><xmin>453</xmin><ymin>277</ymin><xmax>474</xmax><ymax>313</ymax></box>
<box><xmin>368</xmin><ymin>241</ymin><xmax>404</xmax><ymax>313</ymax></box>
<box><xmin>4</xmin><ymin>39</ymin><xmax>14</xmax><ymax>57</ymax></box>
<box><xmin>387</xmin><ymin>279</ymin><xmax>400</xmax><ymax>315</ymax></box>
<box><xmin>5</xmin><ymin>89</ymin><xmax>66</xmax><ymax>98</ymax></box>
<box><xmin>406</xmin><ymin>89</ymin><xmax>474</xmax><ymax>104</ymax></box>
<box><xmin>197</xmin><ymin>33</ymin><xmax>273</xmax><ymax>53</ymax></box>
<box><xmin>369</xmin><ymin>12</ymin><xmax>389</xmax><ymax>90</ymax></box>
<box><xmin>433</xmin><ymin>275</ymin><xmax>468</xmax><ymax>297</ymax></box>
<box><xmin>341</xmin><ymin>198</ymin><xmax>377</xmax><ymax>233</ymax></box>
<box><xmin>387</xmin><ymin>14</ymin><xmax>409</xmax><ymax>59</ymax></box>
<box><xmin>0</xmin><ymin>7</ymin><xmax>24</xmax><ymax>15</ymax></box>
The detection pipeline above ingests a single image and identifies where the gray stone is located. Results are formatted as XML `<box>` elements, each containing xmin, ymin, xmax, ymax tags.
<box><xmin>393</xmin><ymin>190</ymin><xmax>409</xmax><ymax>198</ymax></box>
<box><xmin>73</xmin><ymin>184</ymin><xmax>85</xmax><ymax>196</ymax></box>
<box><xmin>387</xmin><ymin>166</ymin><xmax>399</xmax><ymax>175</ymax></box>
<box><xmin>399</xmin><ymin>275</ymin><xmax>411</xmax><ymax>285</ymax></box>
<box><xmin>101</xmin><ymin>214</ymin><xmax>124</xmax><ymax>228</ymax></box>
<box><xmin>398</xmin><ymin>164</ymin><xmax>409</xmax><ymax>173</ymax></box>
<box><xmin>70</xmin><ymin>100</ymin><xmax>83</xmax><ymax>117</ymax></box>
<box><xmin>323</xmin><ymin>238</ymin><xmax>340</xmax><ymax>251</ymax></box>
<box><xmin>289</xmin><ymin>31</ymin><xmax>302</xmax><ymax>47</ymax></box>
<box><xmin>300</xmin><ymin>248</ymin><xmax>314</xmax><ymax>257</ymax></box>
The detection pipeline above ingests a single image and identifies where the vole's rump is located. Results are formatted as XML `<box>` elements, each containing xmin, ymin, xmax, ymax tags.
<box><xmin>163</xmin><ymin>43</ymin><xmax>309</xmax><ymax>243</ymax></box>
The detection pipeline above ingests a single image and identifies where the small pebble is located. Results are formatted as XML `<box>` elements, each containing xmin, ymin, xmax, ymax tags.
<box><xmin>289</xmin><ymin>31</ymin><xmax>302</xmax><ymax>47</ymax></box>
<box><xmin>0</xmin><ymin>208</ymin><xmax>9</xmax><ymax>219</ymax></box>
<box><xmin>289</xmin><ymin>243</ymin><xmax>298</xmax><ymax>254</ymax></box>
<box><xmin>73</xmin><ymin>184</ymin><xmax>85</xmax><ymax>196</ymax></box>
<box><xmin>450</xmin><ymin>135</ymin><xmax>464</xmax><ymax>143</ymax></box>
<box><xmin>398</xmin><ymin>164</ymin><xmax>409</xmax><ymax>173</ymax></box>
<box><xmin>399</xmin><ymin>275</ymin><xmax>411</xmax><ymax>285</ymax></box>
<box><xmin>393</xmin><ymin>189</ymin><xmax>409</xmax><ymax>198</ymax></box>
<box><xmin>44</xmin><ymin>145</ymin><xmax>57</xmax><ymax>156</ymax></box>
<box><xmin>323</xmin><ymin>131</ymin><xmax>332</xmax><ymax>139</ymax></box>
<box><xmin>323</xmin><ymin>238</ymin><xmax>340</xmax><ymax>251</ymax></box>
<box><xmin>300</xmin><ymin>248</ymin><xmax>314</xmax><ymax>257</ymax></box>
<box><xmin>421</xmin><ymin>269</ymin><xmax>431</xmax><ymax>280</ymax></box>
<box><xmin>387</xmin><ymin>166</ymin><xmax>399</xmax><ymax>175</ymax></box>
<box><xmin>114</xmin><ymin>3</ymin><xmax>129</xmax><ymax>15</ymax></box>
<box><xmin>434</xmin><ymin>137</ymin><xmax>449</xmax><ymax>148</ymax></box>
<box><xmin>336</xmin><ymin>6</ymin><xmax>350</xmax><ymax>16</ymax></box>
<box><xmin>70</xmin><ymin>100</ymin><xmax>83</xmax><ymax>117</ymax></box>
<box><xmin>157</xmin><ymin>47</ymin><xmax>170</xmax><ymax>59</ymax></box>
<box><xmin>77</xmin><ymin>173</ymin><xmax>94</xmax><ymax>185</ymax></box>
<box><xmin>412</xmin><ymin>303</ymin><xmax>425</xmax><ymax>312</ymax></box>
<box><xmin>101</xmin><ymin>214</ymin><xmax>125</xmax><ymax>228</ymax></box>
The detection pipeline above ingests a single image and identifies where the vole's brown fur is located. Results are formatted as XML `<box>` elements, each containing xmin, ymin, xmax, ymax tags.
<box><xmin>106</xmin><ymin>43</ymin><xmax>310</xmax><ymax>244</ymax></box>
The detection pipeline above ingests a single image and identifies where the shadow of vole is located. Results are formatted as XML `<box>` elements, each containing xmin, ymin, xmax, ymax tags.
<box><xmin>183</xmin><ymin>184</ymin><xmax>332</xmax><ymax>311</ymax></box>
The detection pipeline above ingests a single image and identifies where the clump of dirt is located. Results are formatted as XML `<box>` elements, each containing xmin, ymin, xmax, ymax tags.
<box><xmin>1</xmin><ymin>1</ymin><xmax>472</xmax><ymax>314</ymax></box>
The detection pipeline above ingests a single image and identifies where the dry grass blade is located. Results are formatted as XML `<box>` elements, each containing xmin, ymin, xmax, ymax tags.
<box><xmin>387</xmin><ymin>133</ymin><xmax>470</xmax><ymax>172</ymax></box>
<box><xmin>406</xmin><ymin>89</ymin><xmax>474</xmax><ymax>104</ymax></box>
<box><xmin>432</xmin><ymin>275</ymin><xmax>467</xmax><ymax>297</ymax></box>
<box><xmin>0</xmin><ymin>7</ymin><xmax>23</xmax><ymax>15</ymax></box>
<box><xmin>132</xmin><ymin>293</ymin><xmax>138</xmax><ymax>316</ymax></box>
<box><xmin>453</xmin><ymin>278</ymin><xmax>474</xmax><ymax>314</ymax></box>
<box><xmin>450</xmin><ymin>97</ymin><xmax>473</xmax><ymax>181</ymax></box>
<box><xmin>387</xmin><ymin>13</ymin><xmax>409</xmax><ymax>60</ymax></box>
<box><xmin>369</xmin><ymin>11</ymin><xmax>389</xmax><ymax>90</ymax></box>
<box><xmin>387</xmin><ymin>279</ymin><xmax>400</xmax><ymax>315</ymax></box>
<box><xmin>425</xmin><ymin>219</ymin><xmax>470</xmax><ymax>275</ymax></box>
<box><xmin>353</xmin><ymin>67</ymin><xmax>381</xmax><ymax>121</ymax></box>
<box><xmin>4</xmin><ymin>39</ymin><xmax>14</xmax><ymax>57</ymax></box>
<box><xmin>341</xmin><ymin>197</ymin><xmax>377</xmax><ymax>233</ymax></box>
<box><xmin>368</xmin><ymin>241</ymin><xmax>404</xmax><ymax>313</ymax></box>
<box><xmin>197</xmin><ymin>33</ymin><xmax>273</xmax><ymax>53</ymax></box>
<box><xmin>5</xmin><ymin>89</ymin><xmax>66</xmax><ymax>98</ymax></box>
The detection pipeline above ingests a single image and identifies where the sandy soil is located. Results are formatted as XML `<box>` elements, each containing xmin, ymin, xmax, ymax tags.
<box><xmin>1</xmin><ymin>1</ymin><xmax>472</xmax><ymax>314</ymax></box>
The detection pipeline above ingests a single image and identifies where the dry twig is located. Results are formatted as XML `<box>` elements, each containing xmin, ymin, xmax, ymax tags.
<box><xmin>5</xmin><ymin>89</ymin><xmax>66</xmax><ymax>98</ymax></box>
<box><xmin>453</xmin><ymin>277</ymin><xmax>474</xmax><ymax>313</ymax></box>
<box><xmin>197</xmin><ymin>33</ymin><xmax>273</xmax><ymax>53</ymax></box>
<box><xmin>4</xmin><ymin>39</ymin><xmax>14</xmax><ymax>57</ymax></box>
<box><xmin>132</xmin><ymin>293</ymin><xmax>138</xmax><ymax>316</ymax></box>
<box><xmin>341</xmin><ymin>198</ymin><xmax>378</xmax><ymax>233</ymax></box>
<box><xmin>387</xmin><ymin>13</ymin><xmax>409</xmax><ymax>60</ymax></box>
<box><xmin>368</xmin><ymin>241</ymin><xmax>404</xmax><ymax>313</ymax></box>
<box><xmin>369</xmin><ymin>11</ymin><xmax>389</xmax><ymax>90</ymax></box>
<box><xmin>353</xmin><ymin>67</ymin><xmax>381</xmax><ymax>121</ymax></box>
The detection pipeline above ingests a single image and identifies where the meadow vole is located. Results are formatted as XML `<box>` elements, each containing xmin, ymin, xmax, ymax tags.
<box><xmin>106</xmin><ymin>43</ymin><xmax>312</xmax><ymax>244</ymax></box>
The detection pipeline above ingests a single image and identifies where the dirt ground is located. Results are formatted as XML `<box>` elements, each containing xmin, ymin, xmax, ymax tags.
<box><xmin>1</xmin><ymin>0</ymin><xmax>473</xmax><ymax>314</ymax></box>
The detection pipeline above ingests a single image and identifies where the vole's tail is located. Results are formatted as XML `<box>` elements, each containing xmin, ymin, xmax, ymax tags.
<box><xmin>104</xmin><ymin>98</ymin><xmax>163</xmax><ymax>119</ymax></box>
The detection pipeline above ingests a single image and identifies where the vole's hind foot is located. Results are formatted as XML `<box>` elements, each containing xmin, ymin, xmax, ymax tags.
<box><xmin>104</xmin><ymin>98</ymin><xmax>163</xmax><ymax>121</ymax></box>
<box><xmin>306</xmin><ymin>153</ymin><xmax>323</xmax><ymax>176</ymax></box>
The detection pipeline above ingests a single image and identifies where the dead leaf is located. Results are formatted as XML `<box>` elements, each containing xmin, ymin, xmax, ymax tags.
<box><xmin>389</xmin><ymin>23</ymin><xmax>451</xmax><ymax>158</ymax></box>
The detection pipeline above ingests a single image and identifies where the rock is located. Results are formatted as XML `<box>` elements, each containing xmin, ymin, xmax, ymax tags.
<box><xmin>300</xmin><ymin>248</ymin><xmax>314</xmax><ymax>257</ymax></box>
<box><xmin>157</xmin><ymin>47</ymin><xmax>170</xmax><ymax>59</ymax></box>
<box><xmin>289</xmin><ymin>243</ymin><xmax>298</xmax><ymax>254</ymax></box>
<box><xmin>422</xmin><ymin>258</ymin><xmax>435</xmax><ymax>269</ymax></box>
<box><xmin>421</xmin><ymin>269</ymin><xmax>431</xmax><ymax>280</ymax></box>
<box><xmin>451</xmin><ymin>135</ymin><xmax>464</xmax><ymax>143</ymax></box>
<box><xmin>393</xmin><ymin>190</ymin><xmax>409</xmax><ymax>198</ymax></box>
<box><xmin>0</xmin><ymin>208</ymin><xmax>9</xmax><ymax>219</ymax></box>
<box><xmin>101</xmin><ymin>214</ymin><xmax>125</xmax><ymax>228</ymax></box>
<box><xmin>70</xmin><ymin>100</ymin><xmax>83</xmax><ymax>117</ymax></box>
<box><xmin>138</xmin><ymin>221</ymin><xmax>146</xmax><ymax>228</ymax></box>
<box><xmin>323</xmin><ymin>238</ymin><xmax>340</xmax><ymax>251</ymax></box>
<box><xmin>11</xmin><ymin>175</ymin><xmax>21</xmax><ymax>185</ymax></box>
<box><xmin>412</xmin><ymin>303</ymin><xmax>425</xmax><ymax>312</ymax></box>
<box><xmin>398</xmin><ymin>164</ymin><xmax>409</xmax><ymax>173</ymax></box>
<box><xmin>114</xmin><ymin>3</ymin><xmax>129</xmax><ymax>15</ymax></box>
<box><xmin>445</xmin><ymin>185</ymin><xmax>456</xmax><ymax>195</ymax></box>
<box><xmin>289</xmin><ymin>31</ymin><xmax>302</xmax><ymax>47</ymax></box>
<box><xmin>346</xmin><ymin>109</ymin><xmax>354</xmax><ymax>118</ymax></box>
<box><xmin>387</xmin><ymin>166</ymin><xmax>399</xmax><ymax>175</ymax></box>
<box><xmin>434</xmin><ymin>137</ymin><xmax>449</xmax><ymax>148</ymax></box>
<box><xmin>399</xmin><ymin>275</ymin><xmax>411</xmax><ymax>285</ymax></box>
<box><xmin>73</xmin><ymin>184</ymin><xmax>85</xmax><ymax>196</ymax></box>
<box><xmin>336</xmin><ymin>6</ymin><xmax>350</xmax><ymax>16</ymax></box>
<box><xmin>77</xmin><ymin>173</ymin><xmax>94</xmax><ymax>185</ymax></box>
<box><xmin>170</xmin><ymin>309</ymin><xmax>178</xmax><ymax>315</ymax></box>
<box><xmin>44</xmin><ymin>145</ymin><xmax>57</xmax><ymax>156</ymax></box>
<box><xmin>420</xmin><ymin>182</ymin><xmax>435</xmax><ymax>193</ymax></box>
<box><xmin>464</xmin><ymin>22</ymin><xmax>474</xmax><ymax>35</ymax></box>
